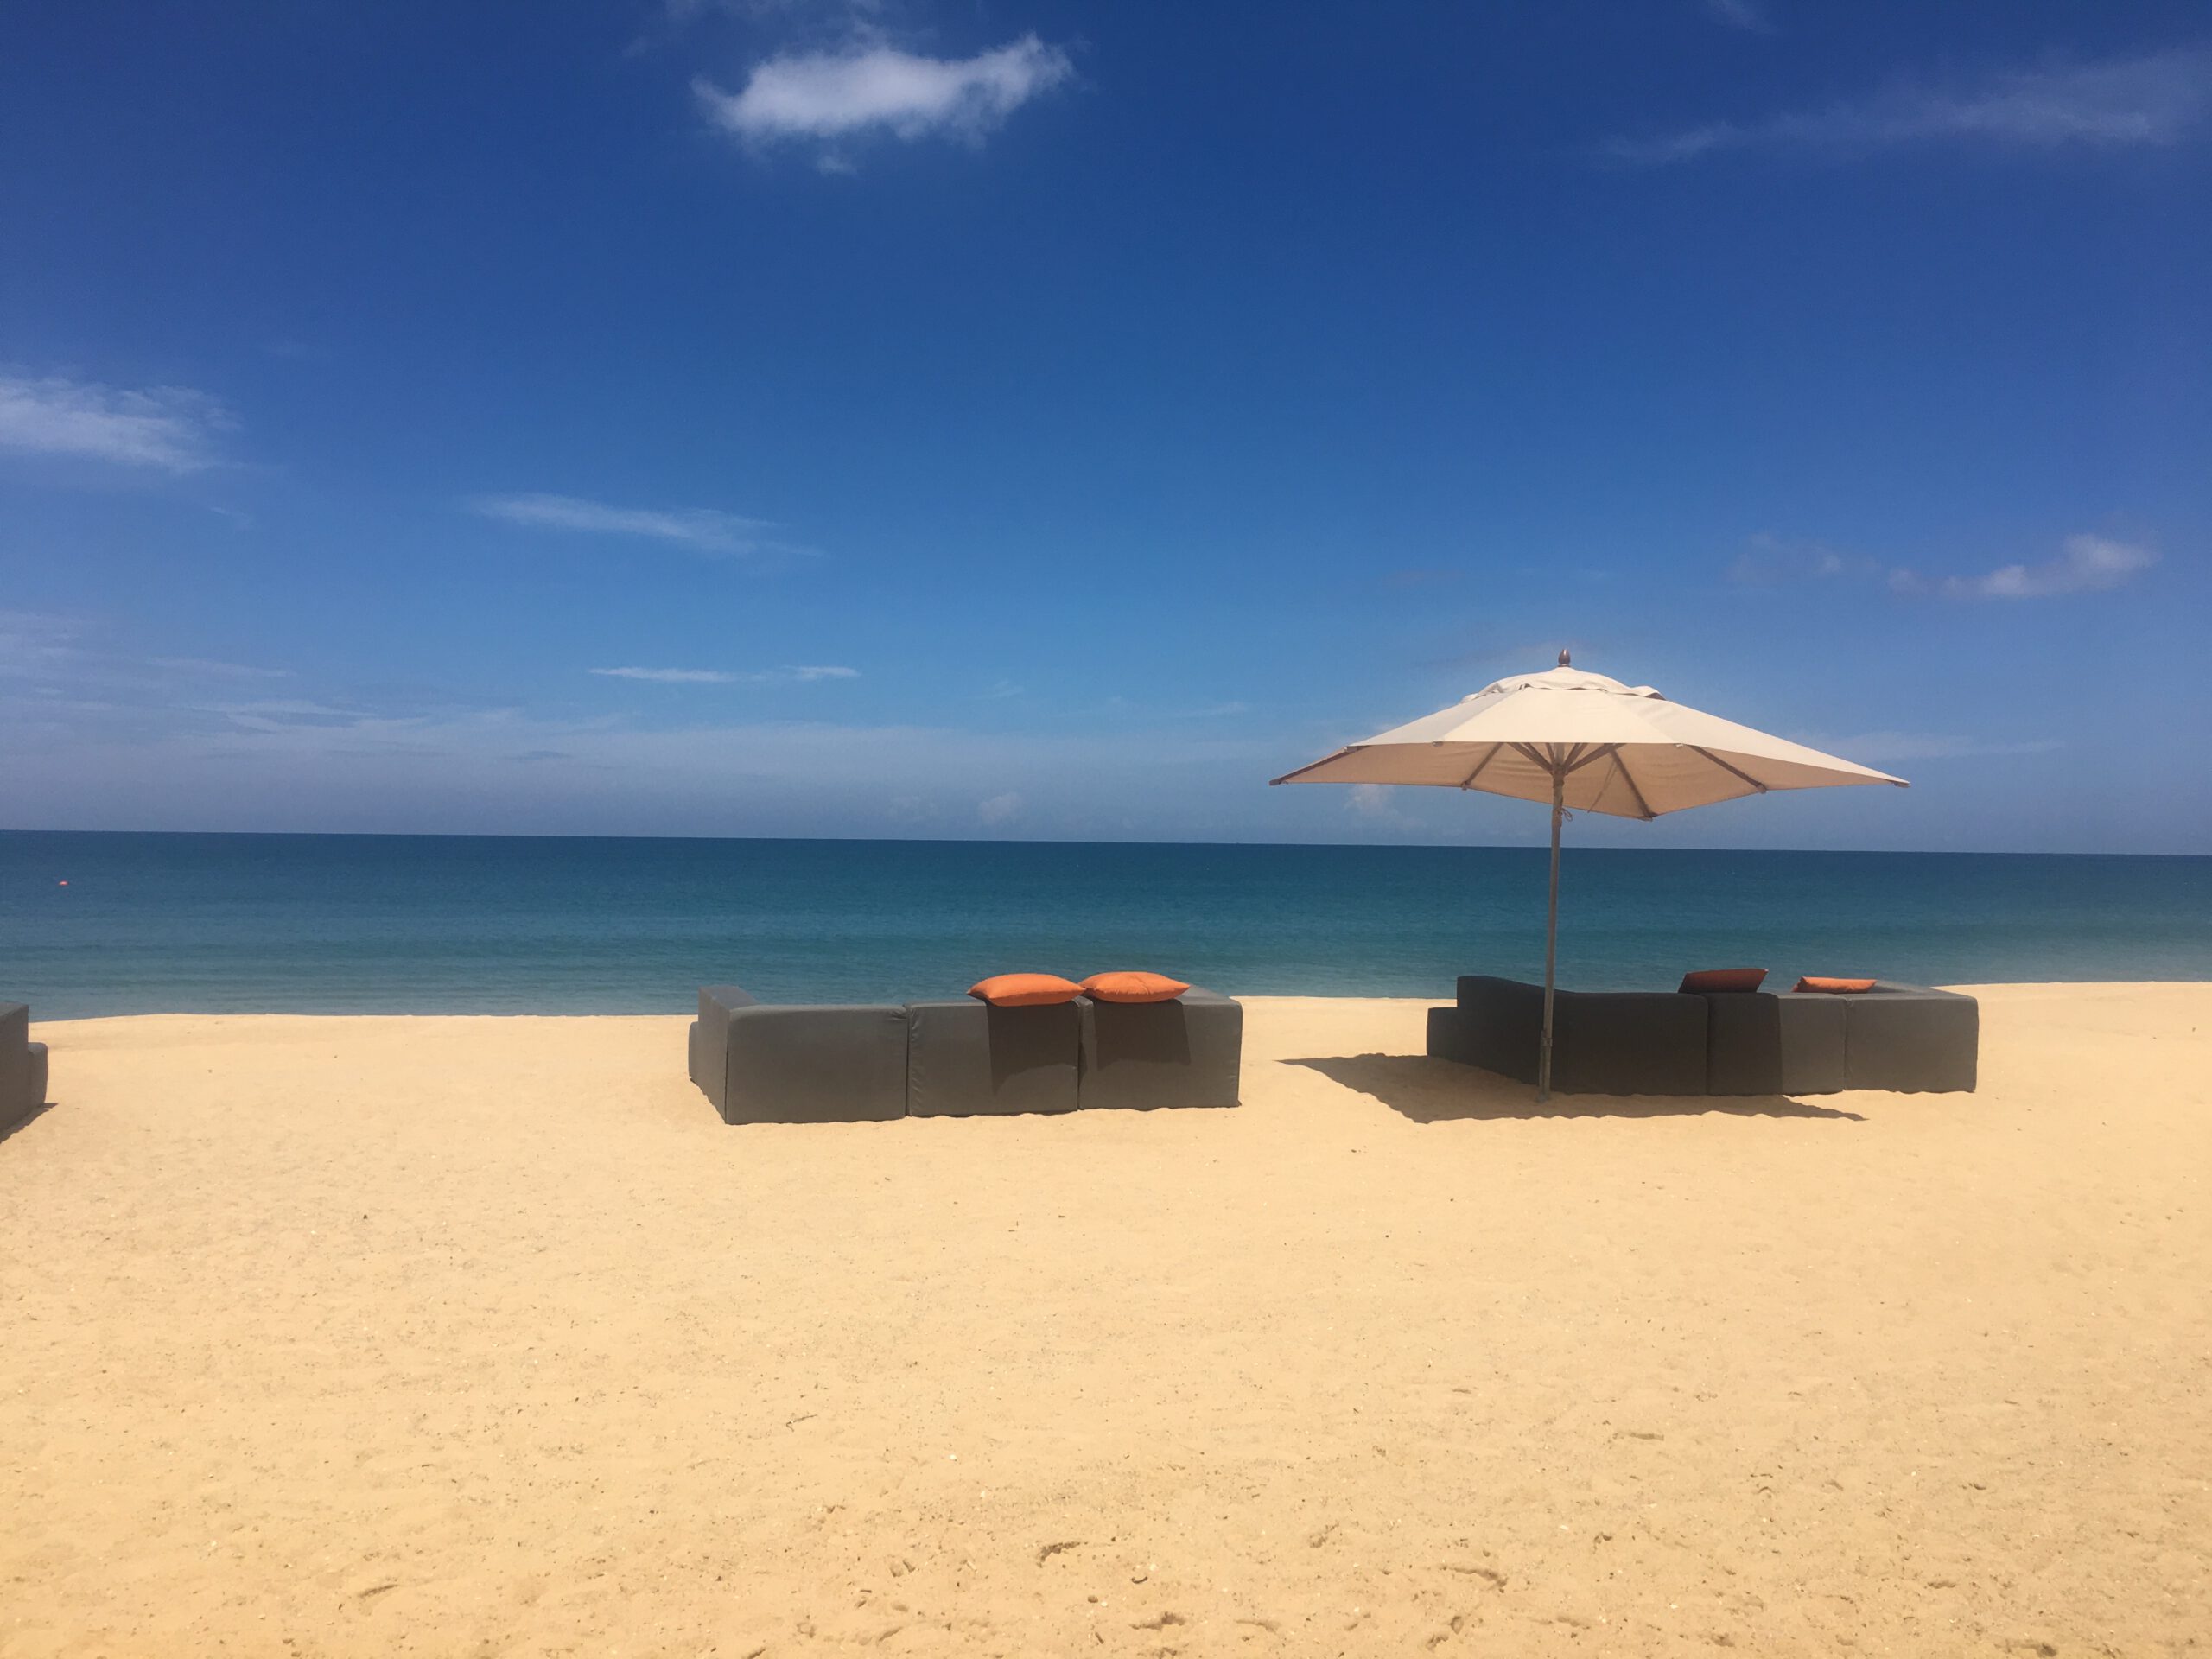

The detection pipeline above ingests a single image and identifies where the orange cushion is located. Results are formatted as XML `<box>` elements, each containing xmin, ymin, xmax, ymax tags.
<box><xmin>1795</xmin><ymin>976</ymin><xmax>1877</xmax><ymax>994</ymax></box>
<box><xmin>1679</xmin><ymin>968</ymin><xmax>1767</xmax><ymax>994</ymax></box>
<box><xmin>1079</xmin><ymin>971</ymin><xmax>1191</xmax><ymax>1005</ymax></box>
<box><xmin>967</xmin><ymin>973</ymin><xmax>1082</xmax><ymax>1007</ymax></box>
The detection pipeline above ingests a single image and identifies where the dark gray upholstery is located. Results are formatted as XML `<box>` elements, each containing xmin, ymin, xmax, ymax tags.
<box><xmin>2</xmin><ymin>1003</ymin><xmax>48</xmax><ymax>1132</ymax></box>
<box><xmin>689</xmin><ymin>982</ymin><xmax>1243</xmax><ymax>1121</ymax></box>
<box><xmin>1834</xmin><ymin>982</ymin><xmax>1979</xmax><ymax>1093</ymax></box>
<box><xmin>906</xmin><ymin>999</ymin><xmax>1080</xmax><ymax>1117</ymax></box>
<box><xmin>690</xmin><ymin>985</ymin><xmax>908</xmax><ymax>1125</ymax></box>
<box><xmin>1076</xmin><ymin>988</ymin><xmax>1243</xmax><ymax>1111</ymax></box>
<box><xmin>1429</xmin><ymin>975</ymin><xmax>1976</xmax><ymax>1096</ymax></box>
<box><xmin>1705</xmin><ymin>990</ymin><xmax>1849</xmax><ymax>1096</ymax></box>
<box><xmin>1432</xmin><ymin>976</ymin><xmax>1709</xmax><ymax>1096</ymax></box>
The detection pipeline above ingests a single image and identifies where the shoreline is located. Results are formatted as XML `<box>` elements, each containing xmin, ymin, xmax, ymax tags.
<box><xmin>21</xmin><ymin>979</ymin><xmax>2212</xmax><ymax>1027</ymax></box>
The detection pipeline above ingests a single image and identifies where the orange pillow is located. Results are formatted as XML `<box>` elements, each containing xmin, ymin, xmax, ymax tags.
<box><xmin>968</xmin><ymin>973</ymin><xmax>1082</xmax><ymax>1007</ymax></box>
<box><xmin>1795</xmin><ymin>976</ymin><xmax>1877</xmax><ymax>995</ymax></box>
<box><xmin>1080</xmin><ymin>971</ymin><xmax>1190</xmax><ymax>1005</ymax></box>
<box><xmin>1679</xmin><ymin>969</ymin><xmax>1767</xmax><ymax>994</ymax></box>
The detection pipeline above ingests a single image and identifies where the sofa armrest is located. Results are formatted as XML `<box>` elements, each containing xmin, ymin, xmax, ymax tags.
<box><xmin>688</xmin><ymin>986</ymin><xmax>760</xmax><ymax>1113</ymax></box>
<box><xmin>721</xmin><ymin>1003</ymin><xmax>909</xmax><ymax>1124</ymax></box>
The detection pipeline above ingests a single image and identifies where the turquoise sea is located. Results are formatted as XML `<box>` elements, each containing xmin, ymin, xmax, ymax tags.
<box><xmin>2</xmin><ymin>831</ymin><xmax>2208</xmax><ymax>1019</ymax></box>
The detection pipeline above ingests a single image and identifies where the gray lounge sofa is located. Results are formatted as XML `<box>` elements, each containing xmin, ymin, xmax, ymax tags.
<box><xmin>689</xmin><ymin>983</ymin><xmax>1243</xmax><ymax>1122</ymax></box>
<box><xmin>3</xmin><ymin>1003</ymin><xmax>50</xmax><ymax>1132</ymax></box>
<box><xmin>1427</xmin><ymin>976</ymin><xmax>1976</xmax><ymax>1096</ymax></box>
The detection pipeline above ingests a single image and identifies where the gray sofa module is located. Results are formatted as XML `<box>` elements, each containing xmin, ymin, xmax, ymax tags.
<box><xmin>1828</xmin><ymin>981</ymin><xmax>1979</xmax><ymax>1094</ymax></box>
<box><xmin>906</xmin><ymin>999</ymin><xmax>1081</xmax><ymax>1118</ymax></box>
<box><xmin>1427</xmin><ymin>975</ymin><xmax>1977</xmax><ymax>1096</ymax></box>
<box><xmin>1428</xmin><ymin>975</ymin><xmax>1709</xmax><ymax>1096</ymax></box>
<box><xmin>687</xmin><ymin>982</ymin><xmax>1243</xmax><ymax>1121</ymax></box>
<box><xmin>3</xmin><ymin>1003</ymin><xmax>49</xmax><ymax>1132</ymax></box>
<box><xmin>688</xmin><ymin>986</ymin><xmax>909</xmax><ymax>1125</ymax></box>
<box><xmin>1077</xmin><ymin>988</ymin><xmax>1243</xmax><ymax>1112</ymax></box>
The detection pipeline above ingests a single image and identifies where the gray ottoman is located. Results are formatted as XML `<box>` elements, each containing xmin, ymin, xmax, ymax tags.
<box><xmin>906</xmin><ymin>1000</ymin><xmax>1081</xmax><ymax>1117</ymax></box>
<box><xmin>1077</xmin><ymin>988</ymin><xmax>1242</xmax><ymax>1111</ymax></box>
<box><xmin>690</xmin><ymin>985</ymin><xmax>909</xmax><ymax>1124</ymax></box>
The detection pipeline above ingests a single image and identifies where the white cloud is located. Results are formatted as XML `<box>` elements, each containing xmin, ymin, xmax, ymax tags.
<box><xmin>1703</xmin><ymin>0</ymin><xmax>1774</xmax><ymax>34</ymax></box>
<box><xmin>1607</xmin><ymin>44</ymin><xmax>2211</xmax><ymax>164</ymax></box>
<box><xmin>589</xmin><ymin>664</ymin><xmax>860</xmax><ymax>683</ymax></box>
<box><xmin>976</xmin><ymin>790</ymin><xmax>1023</xmax><ymax>825</ymax></box>
<box><xmin>471</xmin><ymin>493</ymin><xmax>793</xmax><ymax>556</ymax></box>
<box><xmin>0</xmin><ymin>373</ymin><xmax>232</xmax><ymax>473</ymax></box>
<box><xmin>1731</xmin><ymin>531</ymin><xmax>2158</xmax><ymax>601</ymax></box>
<box><xmin>695</xmin><ymin>35</ymin><xmax>1071</xmax><ymax>150</ymax></box>
<box><xmin>591</xmin><ymin>666</ymin><xmax>745</xmax><ymax>683</ymax></box>
<box><xmin>1942</xmin><ymin>533</ymin><xmax>2158</xmax><ymax>599</ymax></box>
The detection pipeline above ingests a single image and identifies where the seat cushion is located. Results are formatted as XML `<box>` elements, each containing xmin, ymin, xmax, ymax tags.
<box><xmin>1079</xmin><ymin>971</ymin><xmax>1191</xmax><ymax>1005</ymax></box>
<box><xmin>968</xmin><ymin>973</ymin><xmax>1083</xmax><ymax>1007</ymax></box>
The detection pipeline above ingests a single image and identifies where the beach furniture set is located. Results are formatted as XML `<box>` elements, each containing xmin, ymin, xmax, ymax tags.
<box><xmin>2</xmin><ymin>1003</ymin><xmax>50</xmax><ymax>1132</ymax></box>
<box><xmin>687</xmin><ymin>981</ymin><xmax>1245</xmax><ymax>1122</ymax></box>
<box><xmin>1427</xmin><ymin>975</ymin><xmax>1979</xmax><ymax>1096</ymax></box>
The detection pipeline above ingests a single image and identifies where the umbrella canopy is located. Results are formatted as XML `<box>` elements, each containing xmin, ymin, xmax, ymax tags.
<box><xmin>1270</xmin><ymin>652</ymin><xmax>1907</xmax><ymax>1099</ymax></box>
<box><xmin>1271</xmin><ymin>657</ymin><xmax>1905</xmax><ymax>813</ymax></box>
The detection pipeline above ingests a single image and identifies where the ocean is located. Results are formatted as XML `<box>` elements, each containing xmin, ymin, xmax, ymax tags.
<box><xmin>2</xmin><ymin>831</ymin><xmax>2208</xmax><ymax>1019</ymax></box>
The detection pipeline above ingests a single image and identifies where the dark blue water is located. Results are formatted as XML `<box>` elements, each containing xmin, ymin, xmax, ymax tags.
<box><xmin>2</xmin><ymin>832</ymin><xmax>2207</xmax><ymax>1018</ymax></box>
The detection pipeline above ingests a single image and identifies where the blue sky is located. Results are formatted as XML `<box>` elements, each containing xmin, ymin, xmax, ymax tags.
<box><xmin>2</xmin><ymin>1</ymin><xmax>2206</xmax><ymax>850</ymax></box>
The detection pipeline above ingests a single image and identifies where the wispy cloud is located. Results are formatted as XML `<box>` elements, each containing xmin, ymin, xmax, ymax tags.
<box><xmin>149</xmin><ymin>657</ymin><xmax>291</xmax><ymax>680</ymax></box>
<box><xmin>0</xmin><ymin>610</ymin><xmax>83</xmax><ymax>675</ymax></box>
<box><xmin>1345</xmin><ymin>783</ymin><xmax>1415</xmax><ymax>829</ymax></box>
<box><xmin>1702</xmin><ymin>0</ymin><xmax>1774</xmax><ymax>34</ymax></box>
<box><xmin>695</xmin><ymin>35</ymin><xmax>1071</xmax><ymax>153</ymax></box>
<box><xmin>589</xmin><ymin>664</ymin><xmax>860</xmax><ymax>683</ymax></box>
<box><xmin>1176</xmin><ymin>701</ymin><xmax>1251</xmax><ymax>720</ymax></box>
<box><xmin>1730</xmin><ymin>531</ymin><xmax>2158</xmax><ymax>601</ymax></box>
<box><xmin>1606</xmin><ymin>44</ymin><xmax>2211</xmax><ymax>164</ymax></box>
<box><xmin>976</xmin><ymin>790</ymin><xmax>1023</xmax><ymax>826</ymax></box>
<box><xmin>1808</xmin><ymin>732</ymin><xmax>2066</xmax><ymax>764</ymax></box>
<box><xmin>471</xmin><ymin>493</ymin><xmax>799</xmax><ymax>556</ymax></box>
<box><xmin>0</xmin><ymin>373</ymin><xmax>233</xmax><ymax>473</ymax></box>
<box><xmin>1936</xmin><ymin>533</ymin><xmax>2159</xmax><ymax>600</ymax></box>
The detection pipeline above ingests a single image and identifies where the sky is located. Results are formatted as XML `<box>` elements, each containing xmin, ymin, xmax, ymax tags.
<box><xmin>2</xmin><ymin>0</ymin><xmax>2207</xmax><ymax>851</ymax></box>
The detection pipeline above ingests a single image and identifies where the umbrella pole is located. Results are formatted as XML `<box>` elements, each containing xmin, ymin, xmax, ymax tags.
<box><xmin>1538</xmin><ymin>766</ymin><xmax>1563</xmax><ymax>1103</ymax></box>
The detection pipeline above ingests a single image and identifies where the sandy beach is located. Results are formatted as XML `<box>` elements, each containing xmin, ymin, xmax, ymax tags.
<box><xmin>3</xmin><ymin>985</ymin><xmax>2207</xmax><ymax>1656</ymax></box>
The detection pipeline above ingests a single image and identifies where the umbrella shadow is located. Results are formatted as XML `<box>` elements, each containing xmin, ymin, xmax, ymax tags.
<box><xmin>1287</xmin><ymin>1056</ymin><xmax>1865</xmax><ymax>1123</ymax></box>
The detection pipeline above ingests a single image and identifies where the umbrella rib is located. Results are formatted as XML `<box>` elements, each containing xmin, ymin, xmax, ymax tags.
<box><xmin>1610</xmin><ymin>750</ymin><xmax>1657</xmax><ymax>820</ymax></box>
<box><xmin>1456</xmin><ymin>744</ymin><xmax>1505</xmax><ymax>790</ymax></box>
<box><xmin>1267</xmin><ymin>748</ymin><xmax>1355</xmax><ymax>786</ymax></box>
<box><xmin>1689</xmin><ymin>745</ymin><xmax>1770</xmax><ymax>795</ymax></box>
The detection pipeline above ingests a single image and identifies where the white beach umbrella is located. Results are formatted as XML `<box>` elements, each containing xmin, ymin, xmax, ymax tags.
<box><xmin>1270</xmin><ymin>652</ymin><xmax>1908</xmax><ymax>1099</ymax></box>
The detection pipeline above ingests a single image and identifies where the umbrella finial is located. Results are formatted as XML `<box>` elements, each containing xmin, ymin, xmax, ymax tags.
<box><xmin>1557</xmin><ymin>647</ymin><xmax>1571</xmax><ymax>667</ymax></box>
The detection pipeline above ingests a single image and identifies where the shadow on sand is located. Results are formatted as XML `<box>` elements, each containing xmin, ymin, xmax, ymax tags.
<box><xmin>1287</xmin><ymin>1056</ymin><xmax>1865</xmax><ymax>1123</ymax></box>
<box><xmin>1</xmin><ymin>1102</ymin><xmax>54</xmax><ymax>1147</ymax></box>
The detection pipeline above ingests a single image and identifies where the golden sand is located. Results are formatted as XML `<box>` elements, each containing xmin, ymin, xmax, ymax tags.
<box><xmin>3</xmin><ymin>986</ymin><xmax>2208</xmax><ymax>1656</ymax></box>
